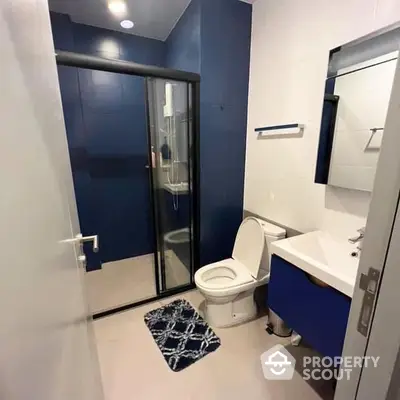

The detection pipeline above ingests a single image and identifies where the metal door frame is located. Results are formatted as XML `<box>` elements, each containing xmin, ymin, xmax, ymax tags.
<box><xmin>55</xmin><ymin>51</ymin><xmax>200</xmax><ymax>319</ymax></box>
<box><xmin>145</xmin><ymin>78</ymin><xmax>200</xmax><ymax>295</ymax></box>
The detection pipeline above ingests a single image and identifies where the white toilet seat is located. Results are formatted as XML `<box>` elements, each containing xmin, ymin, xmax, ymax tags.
<box><xmin>195</xmin><ymin>258</ymin><xmax>256</xmax><ymax>297</ymax></box>
<box><xmin>164</xmin><ymin>227</ymin><xmax>190</xmax><ymax>244</ymax></box>
<box><xmin>194</xmin><ymin>217</ymin><xmax>285</xmax><ymax>327</ymax></box>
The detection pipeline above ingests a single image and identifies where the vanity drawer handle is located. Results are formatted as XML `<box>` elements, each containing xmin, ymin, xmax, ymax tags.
<box><xmin>305</xmin><ymin>272</ymin><xmax>330</xmax><ymax>288</ymax></box>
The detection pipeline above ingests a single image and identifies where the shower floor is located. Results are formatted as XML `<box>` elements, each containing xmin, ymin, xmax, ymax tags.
<box><xmin>86</xmin><ymin>250</ymin><xmax>190</xmax><ymax>315</ymax></box>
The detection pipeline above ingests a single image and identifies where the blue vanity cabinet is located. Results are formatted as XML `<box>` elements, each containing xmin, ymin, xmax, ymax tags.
<box><xmin>268</xmin><ymin>255</ymin><xmax>351</xmax><ymax>358</ymax></box>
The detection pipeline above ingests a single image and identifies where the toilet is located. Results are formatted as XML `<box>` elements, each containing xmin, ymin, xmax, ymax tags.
<box><xmin>164</xmin><ymin>228</ymin><xmax>190</xmax><ymax>245</ymax></box>
<box><xmin>195</xmin><ymin>217</ymin><xmax>286</xmax><ymax>328</ymax></box>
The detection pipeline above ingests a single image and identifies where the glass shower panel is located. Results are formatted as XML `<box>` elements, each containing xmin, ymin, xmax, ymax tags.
<box><xmin>146</xmin><ymin>78</ymin><xmax>193</xmax><ymax>291</ymax></box>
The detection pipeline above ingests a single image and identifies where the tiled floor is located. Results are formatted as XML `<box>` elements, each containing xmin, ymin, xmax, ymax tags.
<box><xmin>86</xmin><ymin>254</ymin><xmax>157</xmax><ymax>314</ymax></box>
<box><xmin>94</xmin><ymin>290</ymin><xmax>335</xmax><ymax>400</ymax></box>
<box><xmin>164</xmin><ymin>249</ymin><xmax>191</xmax><ymax>290</ymax></box>
<box><xmin>86</xmin><ymin>251</ymin><xmax>190</xmax><ymax>314</ymax></box>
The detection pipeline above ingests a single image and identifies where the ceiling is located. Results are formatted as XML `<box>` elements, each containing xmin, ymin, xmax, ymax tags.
<box><xmin>48</xmin><ymin>0</ymin><xmax>192</xmax><ymax>41</ymax></box>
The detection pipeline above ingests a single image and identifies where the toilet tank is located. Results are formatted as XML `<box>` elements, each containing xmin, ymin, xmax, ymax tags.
<box><xmin>254</xmin><ymin>218</ymin><xmax>286</xmax><ymax>279</ymax></box>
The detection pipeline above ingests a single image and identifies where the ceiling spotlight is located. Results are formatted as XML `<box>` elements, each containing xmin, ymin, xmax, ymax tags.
<box><xmin>108</xmin><ymin>1</ymin><xmax>126</xmax><ymax>15</ymax></box>
<box><xmin>120</xmin><ymin>20</ymin><xmax>134</xmax><ymax>29</ymax></box>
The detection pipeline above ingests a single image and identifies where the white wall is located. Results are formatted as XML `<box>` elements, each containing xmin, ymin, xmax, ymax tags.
<box><xmin>329</xmin><ymin>53</ymin><xmax>397</xmax><ymax>192</ymax></box>
<box><xmin>244</xmin><ymin>0</ymin><xmax>400</xmax><ymax>240</ymax></box>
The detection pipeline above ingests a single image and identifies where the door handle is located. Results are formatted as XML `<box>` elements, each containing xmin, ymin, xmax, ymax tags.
<box><xmin>78</xmin><ymin>234</ymin><xmax>99</xmax><ymax>252</ymax></box>
<box><xmin>62</xmin><ymin>234</ymin><xmax>99</xmax><ymax>252</ymax></box>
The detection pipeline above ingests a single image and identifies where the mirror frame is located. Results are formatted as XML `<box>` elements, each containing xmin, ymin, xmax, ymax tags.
<box><xmin>315</xmin><ymin>22</ymin><xmax>400</xmax><ymax>185</ymax></box>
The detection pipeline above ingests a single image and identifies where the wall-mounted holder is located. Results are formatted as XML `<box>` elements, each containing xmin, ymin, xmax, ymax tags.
<box><xmin>365</xmin><ymin>127</ymin><xmax>384</xmax><ymax>151</ymax></box>
<box><xmin>255</xmin><ymin>123</ymin><xmax>305</xmax><ymax>139</ymax></box>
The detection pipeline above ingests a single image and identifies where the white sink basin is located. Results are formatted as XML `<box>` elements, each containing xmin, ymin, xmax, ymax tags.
<box><xmin>270</xmin><ymin>231</ymin><xmax>359</xmax><ymax>297</ymax></box>
<box><xmin>163</xmin><ymin>182</ymin><xmax>189</xmax><ymax>194</ymax></box>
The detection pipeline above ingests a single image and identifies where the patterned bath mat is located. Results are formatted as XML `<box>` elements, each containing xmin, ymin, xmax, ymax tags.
<box><xmin>144</xmin><ymin>299</ymin><xmax>221</xmax><ymax>372</ymax></box>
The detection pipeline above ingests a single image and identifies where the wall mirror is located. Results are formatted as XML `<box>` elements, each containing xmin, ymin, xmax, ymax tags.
<box><xmin>315</xmin><ymin>25</ymin><xmax>400</xmax><ymax>192</ymax></box>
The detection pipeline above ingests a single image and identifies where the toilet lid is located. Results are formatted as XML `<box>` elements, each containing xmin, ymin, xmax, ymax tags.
<box><xmin>232</xmin><ymin>217</ymin><xmax>264</xmax><ymax>279</ymax></box>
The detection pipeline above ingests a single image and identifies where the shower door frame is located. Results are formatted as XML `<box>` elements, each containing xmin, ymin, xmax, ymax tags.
<box><xmin>145</xmin><ymin>78</ymin><xmax>199</xmax><ymax>294</ymax></box>
<box><xmin>55</xmin><ymin>51</ymin><xmax>200</xmax><ymax>319</ymax></box>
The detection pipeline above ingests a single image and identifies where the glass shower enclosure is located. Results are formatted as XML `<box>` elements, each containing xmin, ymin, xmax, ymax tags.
<box><xmin>55</xmin><ymin>51</ymin><xmax>200</xmax><ymax>317</ymax></box>
<box><xmin>146</xmin><ymin>79</ymin><xmax>195</xmax><ymax>292</ymax></box>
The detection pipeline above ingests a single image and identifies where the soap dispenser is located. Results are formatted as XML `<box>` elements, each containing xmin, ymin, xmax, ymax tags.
<box><xmin>161</xmin><ymin>136</ymin><xmax>171</xmax><ymax>160</ymax></box>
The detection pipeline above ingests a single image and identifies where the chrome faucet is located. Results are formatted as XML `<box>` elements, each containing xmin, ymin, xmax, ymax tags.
<box><xmin>349</xmin><ymin>227</ymin><xmax>366</xmax><ymax>256</ymax></box>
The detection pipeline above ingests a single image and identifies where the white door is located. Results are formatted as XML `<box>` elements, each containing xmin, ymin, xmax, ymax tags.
<box><xmin>0</xmin><ymin>2</ymin><xmax>104</xmax><ymax>400</ymax></box>
<box><xmin>355</xmin><ymin>198</ymin><xmax>400</xmax><ymax>398</ymax></box>
<box><xmin>334</xmin><ymin>58</ymin><xmax>400</xmax><ymax>398</ymax></box>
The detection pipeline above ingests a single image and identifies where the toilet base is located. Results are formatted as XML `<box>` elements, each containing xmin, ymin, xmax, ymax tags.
<box><xmin>202</xmin><ymin>289</ymin><xmax>258</xmax><ymax>328</ymax></box>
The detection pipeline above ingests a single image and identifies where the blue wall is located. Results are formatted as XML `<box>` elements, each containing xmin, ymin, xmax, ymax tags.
<box><xmin>51</xmin><ymin>0</ymin><xmax>252</xmax><ymax>271</ymax></box>
<box><xmin>166</xmin><ymin>0</ymin><xmax>251</xmax><ymax>266</ymax></box>
<box><xmin>199</xmin><ymin>0</ymin><xmax>252</xmax><ymax>266</ymax></box>
<box><xmin>166</xmin><ymin>0</ymin><xmax>201</xmax><ymax>74</ymax></box>
<box><xmin>50</xmin><ymin>13</ymin><xmax>166</xmax><ymax>269</ymax></box>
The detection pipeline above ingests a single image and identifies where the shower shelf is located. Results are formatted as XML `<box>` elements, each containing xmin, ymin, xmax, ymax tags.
<box><xmin>163</xmin><ymin>182</ymin><xmax>189</xmax><ymax>195</ymax></box>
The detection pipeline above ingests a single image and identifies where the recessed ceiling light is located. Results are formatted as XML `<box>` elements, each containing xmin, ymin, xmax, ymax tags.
<box><xmin>120</xmin><ymin>20</ymin><xmax>134</xmax><ymax>29</ymax></box>
<box><xmin>108</xmin><ymin>1</ymin><xmax>126</xmax><ymax>15</ymax></box>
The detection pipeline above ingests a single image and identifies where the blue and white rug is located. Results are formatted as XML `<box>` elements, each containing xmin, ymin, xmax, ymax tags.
<box><xmin>144</xmin><ymin>299</ymin><xmax>221</xmax><ymax>372</ymax></box>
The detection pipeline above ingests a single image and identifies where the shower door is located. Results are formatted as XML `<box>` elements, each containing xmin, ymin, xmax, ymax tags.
<box><xmin>146</xmin><ymin>78</ymin><xmax>195</xmax><ymax>292</ymax></box>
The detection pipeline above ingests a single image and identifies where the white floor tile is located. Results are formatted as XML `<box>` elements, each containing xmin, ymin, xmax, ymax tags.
<box><xmin>86</xmin><ymin>250</ymin><xmax>191</xmax><ymax>314</ymax></box>
<box><xmin>86</xmin><ymin>254</ymin><xmax>157</xmax><ymax>314</ymax></box>
<box><xmin>94</xmin><ymin>290</ymin><xmax>335</xmax><ymax>400</ymax></box>
<box><xmin>164</xmin><ymin>249</ymin><xmax>191</xmax><ymax>289</ymax></box>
